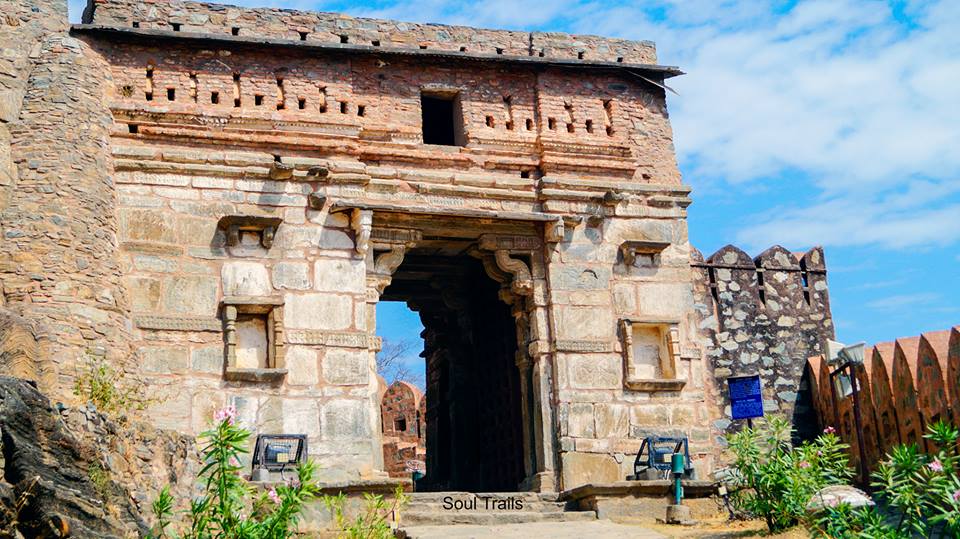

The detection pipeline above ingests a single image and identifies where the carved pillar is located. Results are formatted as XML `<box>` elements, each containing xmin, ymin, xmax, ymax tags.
<box><xmin>475</xmin><ymin>233</ymin><xmax>557</xmax><ymax>491</ymax></box>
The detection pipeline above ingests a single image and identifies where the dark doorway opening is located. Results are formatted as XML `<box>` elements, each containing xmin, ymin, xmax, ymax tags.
<box><xmin>421</xmin><ymin>92</ymin><xmax>463</xmax><ymax>146</ymax></box>
<box><xmin>381</xmin><ymin>252</ymin><xmax>525</xmax><ymax>492</ymax></box>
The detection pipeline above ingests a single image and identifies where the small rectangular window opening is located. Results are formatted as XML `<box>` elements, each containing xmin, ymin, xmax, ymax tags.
<box><xmin>548</xmin><ymin>118</ymin><xmax>557</xmax><ymax>130</ymax></box>
<box><xmin>525</xmin><ymin>118</ymin><xmax>533</xmax><ymax>130</ymax></box>
<box><xmin>421</xmin><ymin>92</ymin><xmax>463</xmax><ymax>146</ymax></box>
<box><xmin>419</xmin><ymin>44</ymin><xmax>428</xmax><ymax>50</ymax></box>
<box><xmin>166</xmin><ymin>88</ymin><xmax>175</xmax><ymax>101</ymax></box>
<box><xmin>298</xmin><ymin>97</ymin><xmax>306</xmax><ymax>110</ymax></box>
<box><xmin>299</xmin><ymin>31</ymin><xmax>309</xmax><ymax>41</ymax></box>
<box><xmin>357</xmin><ymin>104</ymin><xmax>365</xmax><ymax>117</ymax></box>
<box><xmin>520</xmin><ymin>170</ymin><xmax>530</xmax><ymax>179</ymax></box>
<box><xmin>132</xmin><ymin>21</ymin><xmax>140</xmax><ymax>28</ymax></box>
<box><xmin>459</xmin><ymin>46</ymin><xmax>467</xmax><ymax>52</ymax></box>
<box><xmin>340</xmin><ymin>35</ymin><xmax>349</xmax><ymax>44</ymax></box>
<box><xmin>577</xmin><ymin>51</ymin><xmax>585</xmax><ymax>59</ymax></box>
<box><xmin>496</xmin><ymin>47</ymin><xmax>504</xmax><ymax>55</ymax></box>
<box><xmin>372</xmin><ymin>40</ymin><xmax>381</xmax><ymax>47</ymax></box>
<box><xmin>231</xmin><ymin>27</ymin><xmax>240</xmax><ymax>36</ymax></box>
<box><xmin>585</xmin><ymin>119</ymin><xmax>594</xmax><ymax>133</ymax></box>
<box><xmin>395</xmin><ymin>417</ymin><xmax>407</xmax><ymax>432</ymax></box>
<box><xmin>254</xmin><ymin>94</ymin><xmax>264</xmax><ymax>106</ymax></box>
<box><xmin>210</xmin><ymin>91</ymin><xmax>219</xmax><ymax>104</ymax></box>
<box><xmin>485</xmin><ymin>115</ymin><xmax>495</xmax><ymax>128</ymax></box>
<box><xmin>128</xmin><ymin>124</ymin><xmax>139</xmax><ymax>134</ymax></box>
<box><xmin>339</xmin><ymin>101</ymin><xmax>347</xmax><ymax>114</ymax></box>
<box><xmin>171</xmin><ymin>22</ymin><xmax>181</xmax><ymax>32</ymax></box>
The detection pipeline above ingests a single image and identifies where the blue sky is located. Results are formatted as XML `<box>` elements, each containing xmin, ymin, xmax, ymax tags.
<box><xmin>69</xmin><ymin>0</ymin><xmax>959</xmax><ymax>376</ymax></box>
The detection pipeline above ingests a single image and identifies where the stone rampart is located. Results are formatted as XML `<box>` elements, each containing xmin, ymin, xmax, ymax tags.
<box><xmin>83</xmin><ymin>0</ymin><xmax>658</xmax><ymax>65</ymax></box>
<box><xmin>809</xmin><ymin>326</ymin><xmax>960</xmax><ymax>475</ymax></box>
<box><xmin>691</xmin><ymin>245</ymin><xmax>834</xmax><ymax>443</ymax></box>
<box><xmin>0</xmin><ymin>0</ymin><xmax>131</xmax><ymax>398</ymax></box>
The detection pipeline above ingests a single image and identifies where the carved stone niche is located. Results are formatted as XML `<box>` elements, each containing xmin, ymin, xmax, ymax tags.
<box><xmin>619</xmin><ymin>240</ymin><xmax>670</xmax><ymax>268</ymax></box>
<box><xmin>619</xmin><ymin>318</ymin><xmax>685</xmax><ymax>391</ymax></box>
<box><xmin>218</xmin><ymin>215</ymin><xmax>283</xmax><ymax>250</ymax></box>
<box><xmin>222</xmin><ymin>296</ymin><xmax>287</xmax><ymax>383</ymax></box>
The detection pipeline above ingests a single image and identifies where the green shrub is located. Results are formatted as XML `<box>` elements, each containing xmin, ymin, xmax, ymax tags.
<box><xmin>812</xmin><ymin>420</ymin><xmax>960</xmax><ymax>538</ymax></box>
<box><xmin>323</xmin><ymin>485</ymin><xmax>410</xmax><ymax>539</ymax></box>
<box><xmin>72</xmin><ymin>355</ymin><xmax>152</xmax><ymax>420</ymax></box>
<box><xmin>724</xmin><ymin>416</ymin><xmax>853</xmax><ymax>533</ymax></box>
<box><xmin>147</xmin><ymin>406</ymin><xmax>408</xmax><ymax>539</ymax></box>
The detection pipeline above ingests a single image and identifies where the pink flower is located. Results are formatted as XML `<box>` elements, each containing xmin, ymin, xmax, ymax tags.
<box><xmin>268</xmin><ymin>487</ymin><xmax>281</xmax><ymax>504</ymax></box>
<box><xmin>214</xmin><ymin>405</ymin><xmax>237</xmax><ymax>425</ymax></box>
<box><xmin>799</xmin><ymin>461</ymin><xmax>811</xmax><ymax>469</ymax></box>
<box><xmin>817</xmin><ymin>450</ymin><xmax>823</xmax><ymax>457</ymax></box>
<box><xmin>285</xmin><ymin>477</ymin><xmax>301</xmax><ymax>489</ymax></box>
<box><xmin>929</xmin><ymin>459</ymin><xmax>944</xmax><ymax>472</ymax></box>
<box><xmin>953</xmin><ymin>490</ymin><xmax>960</xmax><ymax>502</ymax></box>
<box><xmin>823</xmin><ymin>426</ymin><xmax>836</xmax><ymax>435</ymax></box>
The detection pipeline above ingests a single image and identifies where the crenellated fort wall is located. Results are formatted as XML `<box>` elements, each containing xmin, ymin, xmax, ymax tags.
<box><xmin>809</xmin><ymin>327</ymin><xmax>960</xmax><ymax>476</ymax></box>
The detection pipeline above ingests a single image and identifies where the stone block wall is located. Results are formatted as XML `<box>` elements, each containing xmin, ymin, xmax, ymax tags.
<box><xmin>691</xmin><ymin>245</ymin><xmax>834</xmax><ymax>445</ymax></box>
<box><xmin>83</xmin><ymin>0</ymin><xmax>658</xmax><ymax>64</ymax></box>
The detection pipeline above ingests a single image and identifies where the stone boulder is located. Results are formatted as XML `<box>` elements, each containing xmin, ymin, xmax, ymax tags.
<box><xmin>806</xmin><ymin>485</ymin><xmax>874</xmax><ymax>513</ymax></box>
<box><xmin>0</xmin><ymin>376</ymin><xmax>147</xmax><ymax>537</ymax></box>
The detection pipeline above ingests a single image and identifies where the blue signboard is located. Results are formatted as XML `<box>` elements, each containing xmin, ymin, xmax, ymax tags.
<box><xmin>728</xmin><ymin>375</ymin><xmax>764</xmax><ymax>421</ymax></box>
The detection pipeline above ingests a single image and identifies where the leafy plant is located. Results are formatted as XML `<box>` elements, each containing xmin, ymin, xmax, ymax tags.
<box><xmin>724</xmin><ymin>416</ymin><xmax>853</xmax><ymax>533</ymax></box>
<box><xmin>806</xmin><ymin>419</ymin><xmax>960</xmax><ymax>538</ymax></box>
<box><xmin>146</xmin><ymin>406</ymin><xmax>409</xmax><ymax>539</ymax></box>
<box><xmin>323</xmin><ymin>485</ymin><xmax>409</xmax><ymax>539</ymax></box>
<box><xmin>88</xmin><ymin>461</ymin><xmax>111</xmax><ymax>500</ymax></box>
<box><xmin>72</xmin><ymin>355</ymin><xmax>153</xmax><ymax>420</ymax></box>
<box><xmin>147</xmin><ymin>406</ymin><xmax>321</xmax><ymax>539</ymax></box>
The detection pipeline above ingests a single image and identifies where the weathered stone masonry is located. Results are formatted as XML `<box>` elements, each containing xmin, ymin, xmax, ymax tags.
<box><xmin>0</xmin><ymin>0</ymin><xmax>835</xmax><ymax>493</ymax></box>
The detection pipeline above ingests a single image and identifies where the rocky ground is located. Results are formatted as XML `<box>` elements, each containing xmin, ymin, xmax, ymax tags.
<box><xmin>0</xmin><ymin>375</ymin><xmax>199</xmax><ymax>537</ymax></box>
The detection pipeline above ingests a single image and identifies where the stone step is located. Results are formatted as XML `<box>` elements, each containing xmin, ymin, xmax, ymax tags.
<box><xmin>406</xmin><ymin>501</ymin><xmax>568</xmax><ymax>512</ymax></box>
<box><xmin>408</xmin><ymin>491</ymin><xmax>560</xmax><ymax>503</ymax></box>
<box><xmin>399</xmin><ymin>509</ymin><xmax>597</xmax><ymax>527</ymax></box>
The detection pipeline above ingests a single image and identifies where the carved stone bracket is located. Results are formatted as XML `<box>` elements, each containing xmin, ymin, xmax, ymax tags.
<box><xmin>619</xmin><ymin>240</ymin><xmax>670</xmax><ymax>267</ymax></box>
<box><xmin>365</xmin><ymin>226</ymin><xmax>422</xmax><ymax>295</ymax></box>
<box><xmin>218</xmin><ymin>215</ymin><xmax>283</xmax><ymax>249</ymax></box>
<box><xmin>477</xmin><ymin>234</ymin><xmax>537</xmax><ymax>297</ymax></box>
<box><xmin>545</xmin><ymin>218</ymin><xmax>565</xmax><ymax>244</ymax></box>
<box><xmin>350</xmin><ymin>208</ymin><xmax>373</xmax><ymax>258</ymax></box>
<box><xmin>494</xmin><ymin>250</ymin><xmax>534</xmax><ymax>296</ymax></box>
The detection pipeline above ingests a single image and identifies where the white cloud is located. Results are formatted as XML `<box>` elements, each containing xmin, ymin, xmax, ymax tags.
<box><xmin>866</xmin><ymin>292</ymin><xmax>939</xmax><ymax>310</ymax></box>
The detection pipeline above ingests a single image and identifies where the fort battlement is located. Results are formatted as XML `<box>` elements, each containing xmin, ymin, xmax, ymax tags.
<box><xmin>83</xmin><ymin>0</ymin><xmax>658</xmax><ymax>65</ymax></box>
<box><xmin>691</xmin><ymin>245</ymin><xmax>834</xmax><ymax>442</ymax></box>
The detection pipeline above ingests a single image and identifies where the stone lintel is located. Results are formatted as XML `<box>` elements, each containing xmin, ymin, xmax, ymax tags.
<box><xmin>134</xmin><ymin>315</ymin><xmax>222</xmax><ymax>332</ymax></box>
<box><xmin>224</xmin><ymin>367</ymin><xmax>288</xmax><ymax>383</ymax></box>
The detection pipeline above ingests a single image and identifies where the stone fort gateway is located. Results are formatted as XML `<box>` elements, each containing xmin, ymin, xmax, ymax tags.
<box><xmin>0</xmin><ymin>0</ymin><xmax>835</xmax><ymax>498</ymax></box>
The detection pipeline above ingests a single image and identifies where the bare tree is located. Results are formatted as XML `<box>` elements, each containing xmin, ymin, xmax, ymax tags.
<box><xmin>376</xmin><ymin>339</ymin><xmax>423</xmax><ymax>387</ymax></box>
